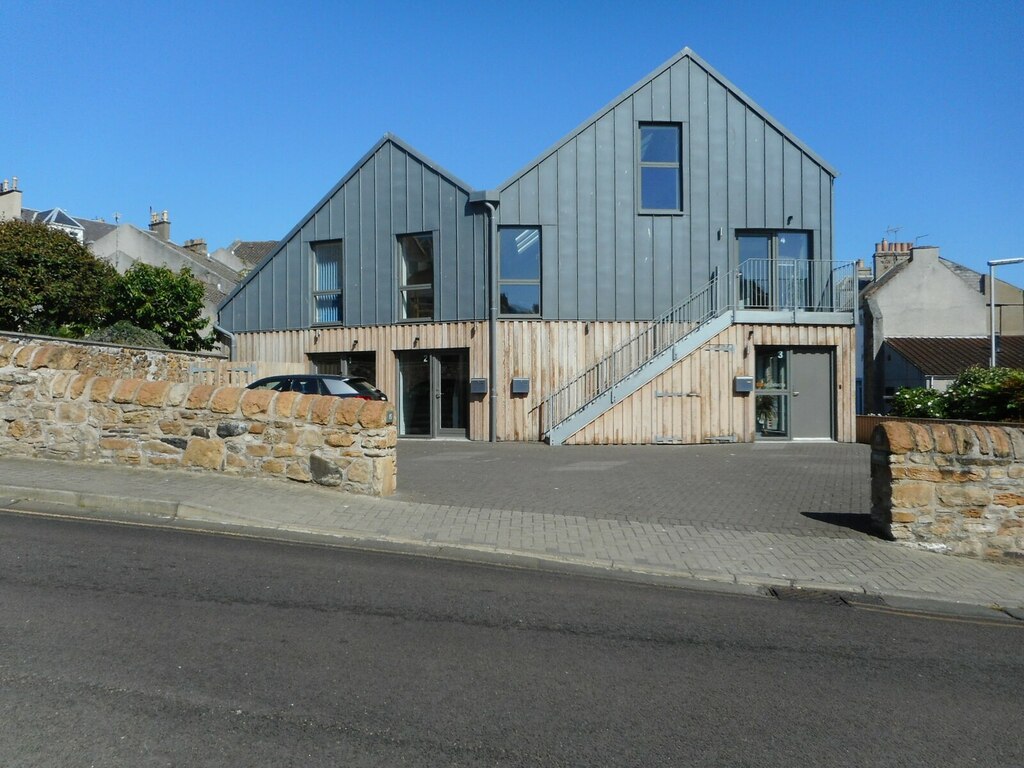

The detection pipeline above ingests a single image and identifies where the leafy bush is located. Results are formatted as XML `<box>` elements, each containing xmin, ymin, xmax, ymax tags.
<box><xmin>105</xmin><ymin>262</ymin><xmax>215</xmax><ymax>351</ymax></box>
<box><xmin>944</xmin><ymin>366</ymin><xmax>1024</xmax><ymax>422</ymax></box>
<box><xmin>890</xmin><ymin>366</ymin><xmax>1024</xmax><ymax>422</ymax></box>
<box><xmin>85</xmin><ymin>321</ymin><xmax>168</xmax><ymax>349</ymax></box>
<box><xmin>890</xmin><ymin>386</ymin><xmax>947</xmax><ymax>418</ymax></box>
<box><xmin>0</xmin><ymin>219</ymin><xmax>117</xmax><ymax>336</ymax></box>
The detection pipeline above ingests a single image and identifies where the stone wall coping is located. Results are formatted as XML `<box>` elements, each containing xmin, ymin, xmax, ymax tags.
<box><xmin>872</xmin><ymin>420</ymin><xmax>1024</xmax><ymax>460</ymax></box>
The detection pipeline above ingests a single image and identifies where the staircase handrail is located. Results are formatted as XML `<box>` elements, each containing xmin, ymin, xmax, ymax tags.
<box><xmin>542</xmin><ymin>271</ymin><xmax>724</xmax><ymax>434</ymax></box>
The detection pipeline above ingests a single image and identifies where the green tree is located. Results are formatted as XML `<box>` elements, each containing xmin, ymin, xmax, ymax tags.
<box><xmin>106</xmin><ymin>262</ymin><xmax>215</xmax><ymax>351</ymax></box>
<box><xmin>0</xmin><ymin>218</ymin><xmax>117</xmax><ymax>336</ymax></box>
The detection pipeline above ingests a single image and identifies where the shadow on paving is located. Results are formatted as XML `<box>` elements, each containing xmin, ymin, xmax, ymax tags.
<box><xmin>394</xmin><ymin>440</ymin><xmax>878</xmax><ymax>540</ymax></box>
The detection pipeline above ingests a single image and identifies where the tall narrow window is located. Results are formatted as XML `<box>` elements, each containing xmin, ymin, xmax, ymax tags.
<box><xmin>499</xmin><ymin>227</ymin><xmax>541</xmax><ymax>317</ymax></box>
<box><xmin>397</xmin><ymin>233</ymin><xmax>434</xmax><ymax>320</ymax></box>
<box><xmin>313</xmin><ymin>241</ymin><xmax>342</xmax><ymax>324</ymax></box>
<box><xmin>638</xmin><ymin>123</ymin><xmax>682</xmax><ymax>212</ymax></box>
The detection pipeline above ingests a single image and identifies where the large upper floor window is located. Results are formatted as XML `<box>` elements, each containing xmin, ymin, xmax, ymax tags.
<box><xmin>499</xmin><ymin>227</ymin><xmax>541</xmax><ymax>317</ymax></box>
<box><xmin>638</xmin><ymin>123</ymin><xmax>682</xmax><ymax>212</ymax></box>
<box><xmin>737</xmin><ymin>230</ymin><xmax>813</xmax><ymax>310</ymax></box>
<box><xmin>312</xmin><ymin>240</ymin><xmax>343</xmax><ymax>324</ymax></box>
<box><xmin>397</xmin><ymin>232</ymin><xmax>434</xmax><ymax>320</ymax></box>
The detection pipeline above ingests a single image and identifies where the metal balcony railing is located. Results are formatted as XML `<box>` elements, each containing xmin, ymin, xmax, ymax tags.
<box><xmin>541</xmin><ymin>260</ymin><xmax>856</xmax><ymax>439</ymax></box>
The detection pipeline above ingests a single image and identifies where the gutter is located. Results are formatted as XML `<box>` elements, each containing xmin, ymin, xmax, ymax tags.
<box><xmin>214</xmin><ymin>324</ymin><xmax>234</xmax><ymax>361</ymax></box>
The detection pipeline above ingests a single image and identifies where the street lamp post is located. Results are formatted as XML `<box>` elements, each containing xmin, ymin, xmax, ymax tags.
<box><xmin>988</xmin><ymin>257</ymin><xmax>1024</xmax><ymax>367</ymax></box>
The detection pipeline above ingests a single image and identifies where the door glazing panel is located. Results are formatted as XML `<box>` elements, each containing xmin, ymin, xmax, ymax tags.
<box><xmin>398</xmin><ymin>354</ymin><xmax>431</xmax><ymax>436</ymax></box>
<box><xmin>437</xmin><ymin>352</ymin><xmax>468</xmax><ymax>433</ymax></box>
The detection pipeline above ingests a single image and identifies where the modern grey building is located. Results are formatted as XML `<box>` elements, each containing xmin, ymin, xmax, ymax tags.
<box><xmin>218</xmin><ymin>47</ymin><xmax>857</xmax><ymax>444</ymax></box>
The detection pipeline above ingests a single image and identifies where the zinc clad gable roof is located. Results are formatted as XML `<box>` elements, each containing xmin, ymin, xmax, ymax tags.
<box><xmin>218</xmin><ymin>134</ymin><xmax>478</xmax><ymax>313</ymax></box>
<box><xmin>498</xmin><ymin>46</ymin><xmax>838</xmax><ymax>192</ymax></box>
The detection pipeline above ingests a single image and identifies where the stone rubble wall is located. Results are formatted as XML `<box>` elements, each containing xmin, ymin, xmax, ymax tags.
<box><xmin>0</xmin><ymin>334</ymin><xmax>223</xmax><ymax>383</ymax></box>
<box><xmin>0</xmin><ymin>342</ymin><xmax>397</xmax><ymax>496</ymax></box>
<box><xmin>871</xmin><ymin>421</ymin><xmax>1024</xmax><ymax>560</ymax></box>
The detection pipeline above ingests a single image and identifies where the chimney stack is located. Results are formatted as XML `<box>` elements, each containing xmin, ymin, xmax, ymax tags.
<box><xmin>149</xmin><ymin>209</ymin><xmax>171</xmax><ymax>241</ymax></box>
<box><xmin>183</xmin><ymin>238</ymin><xmax>208</xmax><ymax>258</ymax></box>
<box><xmin>872</xmin><ymin>238</ymin><xmax>915</xmax><ymax>279</ymax></box>
<box><xmin>0</xmin><ymin>175</ymin><xmax>23</xmax><ymax>222</ymax></box>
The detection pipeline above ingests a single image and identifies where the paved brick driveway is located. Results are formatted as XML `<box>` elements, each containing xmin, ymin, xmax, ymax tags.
<box><xmin>394</xmin><ymin>441</ymin><xmax>874</xmax><ymax>540</ymax></box>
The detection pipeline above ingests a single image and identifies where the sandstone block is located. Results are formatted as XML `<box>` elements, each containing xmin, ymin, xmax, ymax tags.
<box><xmin>56</xmin><ymin>403</ymin><xmax>88</xmax><ymax>424</ymax></box>
<box><xmin>186</xmin><ymin>385</ymin><xmax>215</xmax><ymax>410</ymax></box>
<box><xmin>287</xmin><ymin>464</ymin><xmax>312</xmax><ymax>483</ymax></box>
<box><xmin>311</xmin><ymin>396</ymin><xmax>336</xmax><ymax>425</ymax></box>
<box><xmin>158</xmin><ymin>419</ymin><xmax>186</xmax><ymax>436</ymax></box>
<box><xmin>247</xmin><ymin>444</ymin><xmax>272</xmax><ymax>457</ymax></box>
<box><xmin>8</xmin><ymin>419</ymin><xmax>36</xmax><ymax>439</ymax></box>
<box><xmin>294</xmin><ymin>394</ymin><xmax>317</xmax><ymax>421</ymax></box>
<box><xmin>148</xmin><ymin>456</ymin><xmax>181</xmax><ymax>467</ymax></box>
<box><xmin>347</xmin><ymin>459</ymin><xmax>371</xmax><ymax>484</ymax></box>
<box><xmin>1007</xmin><ymin>429</ymin><xmax>1024</xmax><ymax>460</ymax></box>
<box><xmin>210</xmin><ymin>387</ymin><xmax>243</xmax><ymax>414</ymax></box>
<box><xmin>334</xmin><ymin>398</ymin><xmax>363</xmax><ymax>426</ymax></box>
<box><xmin>378</xmin><ymin>455</ymin><xmax>396</xmax><ymax>496</ymax></box>
<box><xmin>248</xmin><ymin>422</ymin><xmax>267</xmax><ymax>435</ymax></box>
<box><xmin>27</xmin><ymin>345</ymin><xmax>58</xmax><ymax>370</ymax></box>
<box><xmin>891</xmin><ymin>482</ymin><xmax>934</xmax><ymax>508</ymax></box>
<box><xmin>262</xmin><ymin>459</ymin><xmax>286</xmax><ymax>474</ymax></box>
<box><xmin>272</xmin><ymin>444</ymin><xmax>296</xmax><ymax>458</ymax></box>
<box><xmin>325</xmin><ymin>432</ymin><xmax>355</xmax><ymax>448</ymax></box>
<box><xmin>937</xmin><ymin>486</ymin><xmax>991</xmax><ymax>507</ymax></box>
<box><xmin>54</xmin><ymin>347</ymin><xmax>83</xmax><ymax>370</ymax></box>
<box><xmin>986</xmin><ymin>427</ymin><xmax>1012</xmax><ymax>458</ymax></box>
<box><xmin>241</xmin><ymin>390</ymin><xmax>274</xmax><ymax>417</ymax></box>
<box><xmin>49</xmin><ymin>370</ymin><xmax>77</xmax><ymax>398</ymax></box>
<box><xmin>89</xmin><ymin>377</ymin><xmax>117</xmax><ymax>402</ymax></box>
<box><xmin>112</xmin><ymin>378</ymin><xmax>145</xmax><ymax>404</ymax></box>
<box><xmin>226</xmin><ymin>453</ymin><xmax>249</xmax><ymax>469</ymax></box>
<box><xmin>993</xmin><ymin>492</ymin><xmax>1024</xmax><ymax>508</ymax></box>
<box><xmin>931</xmin><ymin>424</ymin><xmax>955</xmax><ymax>454</ymax></box>
<box><xmin>360</xmin><ymin>402</ymin><xmax>394</xmax><ymax>429</ymax></box>
<box><xmin>122</xmin><ymin>411</ymin><xmax>156</xmax><ymax>425</ymax></box>
<box><xmin>951</xmin><ymin>425</ymin><xmax>975</xmax><ymax>455</ymax></box>
<box><xmin>272</xmin><ymin>391</ymin><xmax>300</xmax><ymax>419</ymax></box>
<box><xmin>14</xmin><ymin>346</ymin><xmax>34</xmax><ymax>367</ymax></box>
<box><xmin>166</xmin><ymin>383</ymin><xmax>190</xmax><ymax>407</ymax></box>
<box><xmin>99</xmin><ymin>437</ymin><xmax>135</xmax><ymax>451</ymax></box>
<box><xmin>183</xmin><ymin>437</ymin><xmax>225</xmax><ymax>470</ymax></box>
<box><xmin>969</xmin><ymin>425</ymin><xmax>990</xmax><ymax>455</ymax></box>
<box><xmin>137</xmin><ymin>381</ymin><xmax>172</xmax><ymax>407</ymax></box>
<box><xmin>907</xmin><ymin>422</ymin><xmax>933</xmax><ymax>452</ymax></box>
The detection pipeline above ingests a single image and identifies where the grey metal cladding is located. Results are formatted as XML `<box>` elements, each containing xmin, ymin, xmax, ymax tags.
<box><xmin>217</xmin><ymin>134</ymin><xmax>485</xmax><ymax>332</ymax></box>
<box><xmin>496</xmin><ymin>47</ymin><xmax>836</xmax><ymax>321</ymax></box>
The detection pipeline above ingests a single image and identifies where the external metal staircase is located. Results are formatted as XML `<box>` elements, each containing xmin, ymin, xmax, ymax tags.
<box><xmin>541</xmin><ymin>260</ymin><xmax>857</xmax><ymax>445</ymax></box>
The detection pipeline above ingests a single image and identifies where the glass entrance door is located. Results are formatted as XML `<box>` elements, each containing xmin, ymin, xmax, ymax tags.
<box><xmin>754</xmin><ymin>347</ymin><xmax>834</xmax><ymax>440</ymax></box>
<box><xmin>398</xmin><ymin>350</ymin><xmax>469</xmax><ymax>438</ymax></box>
<box><xmin>738</xmin><ymin>232</ymin><xmax>811</xmax><ymax>310</ymax></box>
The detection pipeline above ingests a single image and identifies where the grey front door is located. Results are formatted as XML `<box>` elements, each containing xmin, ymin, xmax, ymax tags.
<box><xmin>398</xmin><ymin>350</ymin><xmax>468</xmax><ymax>438</ymax></box>
<box><xmin>789</xmin><ymin>348</ymin><xmax>834</xmax><ymax>439</ymax></box>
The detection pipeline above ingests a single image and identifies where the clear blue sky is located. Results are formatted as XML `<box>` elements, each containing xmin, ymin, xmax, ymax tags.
<box><xmin>3</xmin><ymin>0</ymin><xmax>1022</xmax><ymax>279</ymax></box>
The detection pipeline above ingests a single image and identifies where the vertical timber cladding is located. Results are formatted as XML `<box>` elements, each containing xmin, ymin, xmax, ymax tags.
<box><xmin>233</xmin><ymin>322</ymin><xmax>854</xmax><ymax>444</ymax></box>
<box><xmin>562</xmin><ymin>324</ymin><xmax>856</xmax><ymax>445</ymax></box>
<box><xmin>233</xmin><ymin>323</ymin><xmax>490</xmax><ymax>441</ymax></box>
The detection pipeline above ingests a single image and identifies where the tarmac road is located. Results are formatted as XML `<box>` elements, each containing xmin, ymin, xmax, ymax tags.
<box><xmin>2</xmin><ymin>512</ymin><xmax>1021</xmax><ymax>767</ymax></box>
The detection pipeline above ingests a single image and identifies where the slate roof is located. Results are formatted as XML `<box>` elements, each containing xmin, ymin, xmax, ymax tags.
<box><xmin>232</xmin><ymin>240</ymin><xmax>277</xmax><ymax>267</ymax></box>
<box><xmin>22</xmin><ymin>207</ymin><xmax>118</xmax><ymax>244</ymax></box>
<box><xmin>886</xmin><ymin>336</ymin><xmax>1024</xmax><ymax>375</ymax></box>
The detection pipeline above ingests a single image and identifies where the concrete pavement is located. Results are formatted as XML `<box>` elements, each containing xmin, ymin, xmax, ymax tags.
<box><xmin>1</xmin><ymin>441</ymin><xmax>1022</xmax><ymax>619</ymax></box>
